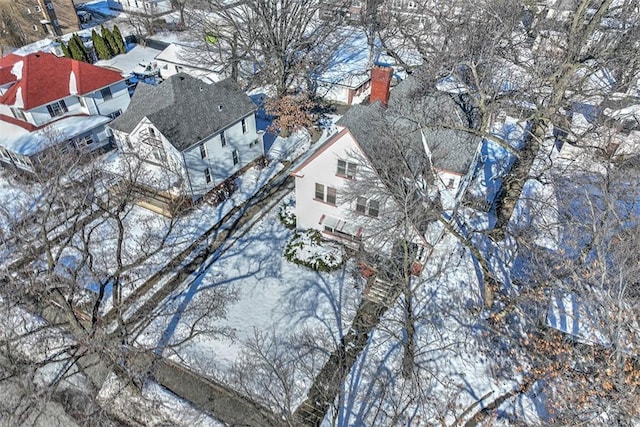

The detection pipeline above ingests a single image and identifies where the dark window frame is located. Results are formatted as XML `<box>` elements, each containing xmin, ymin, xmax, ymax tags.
<box><xmin>101</xmin><ymin>87</ymin><xmax>113</xmax><ymax>101</ymax></box>
<box><xmin>46</xmin><ymin>100</ymin><xmax>68</xmax><ymax>117</ymax></box>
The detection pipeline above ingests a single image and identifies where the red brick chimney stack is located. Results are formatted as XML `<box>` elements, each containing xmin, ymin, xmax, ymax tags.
<box><xmin>370</xmin><ymin>66</ymin><xmax>393</xmax><ymax>106</ymax></box>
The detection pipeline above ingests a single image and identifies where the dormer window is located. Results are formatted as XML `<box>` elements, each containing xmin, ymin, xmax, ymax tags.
<box><xmin>47</xmin><ymin>100</ymin><xmax>68</xmax><ymax>117</ymax></box>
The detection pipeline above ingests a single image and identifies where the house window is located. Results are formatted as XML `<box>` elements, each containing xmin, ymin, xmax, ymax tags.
<box><xmin>315</xmin><ymin>183</ymin><xmax>337</xmax><ymax>205</ymax></box>
<box><xmin>148</xmin><ymin>127</ymin><xmax>156</xmax><ymax>138</ymax></box>
<box><xmin>327</xmin><ymin>187</ymin><xmax>336</xmax><ymax>204</ymax></box>
<box><xmin>200</xmin><ymin>144</ymin><xmax>207</xmax><ymax>159</ymax></box>
<box><xmin>35</xmin><ymin>5</ymin><xmax>41</xmax><ymax>12</ymax></box>
<box><xmin>109</xmin><ymin>109</ymin><xmax>122</xmax><ymax>119</ymax></box>
<box><xmin>241</xmin><ymin>118</ymin><xmax>247</xmax><ymax>134</ymax></box>
<box><xmin>32</xmin><ymin>24</ymin><xmax>38</xmax><ymax>31</ymax></box>
<box><xmin>79</xmin><ymin>96</ymin><xmax>86</xmax><ymax>108</ymax></box>
<box><xmin>220</xmin><ymin>131</ymin><xmax>226</xmax><ymax>147</ymax></box>
<box><xmin>10</xmin><ymin>107</ymin><xmax>25</xmax><ymax>121</ymax></box>
<box><xmin>447</xmin><ymin>178</ymin><xmax>455</xmax><ymax>188</ymax></box>
<box><xmin>232</xmin><ymin>150</ymin><xmax>239</xmax><ymax>165</ymax></box>
<box><xmin>77</xmin><ymin>134</ymin><xmax>94</xmax><ymax>147</ymax></box>
<box><xmin>152</xmin><ymin>147</ymin><xmax>167</xmax><ymax>163</ymax></box>
<box><xmin>355</xmin><ymin>197</ymin><xmax>379</xmax><ymax>217</ymax></box>
<box><xmin>315</xmin><ymin>183</ymin><xmax>324</xmax><ymax>201</ymax></box>
<box><xmin>46</xmin><ymin>3</ymin><xmax>54</xmax><ymax>9</ymax></box>
<box><xmin>47</xmin><ymin>100</ymin><xmax>68</xmax><ymax>117</ymax></box>
<box><xmin>57</xmin><ymin>143</ymin><xmax>71</xmax><ymax>155</ymax></box>
<box><xmin>368</xmin><ymin>200</ymin><xmax>379</xmax><ymax>217</ymax></box>
<box><xmin>204</xmin><ymin>168</ymin><xmax>211</xmax><ymax>183</ymax></box>
<box><xmin>337</xmin><ymin>159</ymin><xmax>357</xmax><ymax>178</ymax></box>
<box><xmin>101</xmin><ymin>87</ymin><xmax>113</xmax><ymax>101</ymax></box>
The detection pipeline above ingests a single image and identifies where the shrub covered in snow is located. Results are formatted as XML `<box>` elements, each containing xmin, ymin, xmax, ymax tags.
<box><xmin>278</xmin><ymin>200</ymin><xmax>296</xmax><ymax>229</ymax></box>
<box><xmin>284</xmin><ymin>229</ymin><xmax>344</xmax><ymax>272</ymax></box>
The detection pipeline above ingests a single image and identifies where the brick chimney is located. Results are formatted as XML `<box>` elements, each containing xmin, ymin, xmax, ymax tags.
<box><xmin>370</xmin><ymin>66</ymin><xmax>393</xmax><ymax>106</ymax></box>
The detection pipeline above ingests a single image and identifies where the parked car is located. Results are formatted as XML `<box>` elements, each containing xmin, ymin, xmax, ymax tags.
<box><xmin>77</xmin><ymin>10</ymin><xmax>92</xmax><ymax>23</ymax></box>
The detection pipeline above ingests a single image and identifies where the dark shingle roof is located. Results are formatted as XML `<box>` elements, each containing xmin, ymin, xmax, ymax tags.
<box><xmin>336</xmin><ymin>73</ymin><xmax>481</xmax><ymax>175</ymax></box>
<box><xmin>110</xmin><ymin>73</ymin><xmax>256</xmax><ymax>150</ymax></box>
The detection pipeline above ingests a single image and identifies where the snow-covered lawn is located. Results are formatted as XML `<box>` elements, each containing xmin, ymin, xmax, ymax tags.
<box><xmin>329</xmin><ymin>233</ymin><xmax>520</xmax><ymax>426</ymax></box>
<box><xmin>99</xmin><ymin>373</ymin><xmax>225</xmax><ymax>427</ymax></box>
<box><xmin>138</xmin><ymin>193</ymin><xmax>361</xmax><ymax>406</ymax></box>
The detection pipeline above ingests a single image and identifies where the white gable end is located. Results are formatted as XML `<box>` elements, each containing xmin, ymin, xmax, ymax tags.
<box><xmin>294</xmin><ymin>130</ymin><xmax>370</xmax><ymax>234</ymax></box>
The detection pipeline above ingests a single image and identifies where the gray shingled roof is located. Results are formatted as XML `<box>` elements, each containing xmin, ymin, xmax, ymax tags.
<box><xmin>336</xmin><ymin>73</ymin><xmax>481</xmax><ymax>175</ymax></box>
<box><xmin>110</xmin><ymin>73</ymin><xmax>257</xmax><ymax>151</ymax></box>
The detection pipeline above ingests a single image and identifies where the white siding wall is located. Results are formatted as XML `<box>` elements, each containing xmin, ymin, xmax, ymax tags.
<box><xmin>115</xmin><ymin>120</ymin><xmax>189</xmax><ymax>191</ymax></box>
<box><xmin>316</xmin><ymin>82</ymin><xmax>352</xmax><ymax>105</ymax></box>
<box><xmin>28</xmin><ymin>95</ymin><xmax>84</xmax><ymax>126</ymax></box>
<box><xmin>82</xmin><ymin>81</ymin><xmax>130</xmax><ymax>117</ymax></box>
<box><xmin>26</xmin><ymin>81</ymin><xmax>129</xmax><ymax>127</ymax></box>
<box><xmin>183</xmin><ymin>113</ymin><xmax>263</xmax><ymax>198</ymax></box>
<box><xmin>0</xmin><ymin>104</ymin><xmax>12</xmax><ymax>117</ymax></box>
<box><xmin>112</xmin><ymin>113</ymin><xmax>262</xmax><ymax>199</ymax></box>
<box><xmin>294</xmin><ymin>132</ymin><xmax>370</xmax><ymax>233</ymax></box>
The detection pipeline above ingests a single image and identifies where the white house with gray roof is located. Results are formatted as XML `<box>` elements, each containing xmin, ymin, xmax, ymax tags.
<box><xmin>290</xmin><ymin>70</ymin><xmax>481</xmax><ymax>254</ymax></box>
<box><xmin>109</xmin><ymin>73</ymin><xmax>263</xmax><ymax>209</ymax></box>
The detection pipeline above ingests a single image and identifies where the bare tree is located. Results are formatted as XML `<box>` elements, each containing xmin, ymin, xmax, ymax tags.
<box><xmin>0</xmin><ymin>142</ymin><xmax>235</xmax><ymax>423</ymax></box>
<box><xmin>338</xmin><ymin>0</ymin><xmax>640</xmax><ymax>423</ymax></box>
<box><xmin>188</xmin><ymin>0</ymin><xmax>356</xmax><ymax>95</ymax></box>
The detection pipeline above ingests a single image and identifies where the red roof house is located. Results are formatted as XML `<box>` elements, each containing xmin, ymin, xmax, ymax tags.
<box><xmin>0</xmin><ymin>52</ymin><xmax>124</xmax><ymax>109</ymax></box>
<box><xmin>0</xmin><ymin>52</ymin><xmax>131</xmax><ymax>172</ymax></box>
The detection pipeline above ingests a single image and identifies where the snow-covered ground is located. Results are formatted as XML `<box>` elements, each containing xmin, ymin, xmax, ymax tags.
<box><xmin>326</xmin><ymin>231</ymin><xmax>518</xmax><ymax>426</ymax></box>
<box><xmin>99</xmin><ymin>373</ymin><xmax>225</xmax><ymax>426</ymax></box>
<box><xmin>138</xmin><ymin>192</ymin><xmax>361</xmax><ymax>409</ymax></box>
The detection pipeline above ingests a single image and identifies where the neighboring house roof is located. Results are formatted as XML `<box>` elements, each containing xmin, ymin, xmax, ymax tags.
<box><xmin>110</xmin><ymin>73</ymin><xmax>257</xmax><ymax>151</ymax></box>
<box><xmin>0</xmin><ymin>54</ymin><xmax>23</xmax><ymax>86</ymax></box>
<box><xmin>94</xmin><ymin>45</ymin><xmax>163</xmax><ymax>77</ymax></box>
<box><xmin>0</xmin><ymin>53</ymin><xmax>23</xmax><ymax>68</ymax></box>
<box><xmin>0</xmin><ymin>52</ymin><xmax>124</xmax><ymax>110</ymax></box>
<box><xmin>155</xmin><ymin>43</ymin><xmax>225</xmax><ymax>73</ymax></box>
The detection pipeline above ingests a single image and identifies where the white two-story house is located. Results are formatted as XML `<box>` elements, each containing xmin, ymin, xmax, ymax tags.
<box><xmin>108</xmin><ymin>73</ymin><xmax>264</xmax><ymax>213</ymax></box>
<box><xmin>0</xmin><ymin>52</ymin><xmax>130</xmax><ymax>173</ymax></box>
<box><xmin>291</xmin><ymin>68</ymin><xmax>481</xmax><ymax>267</ymax></box>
